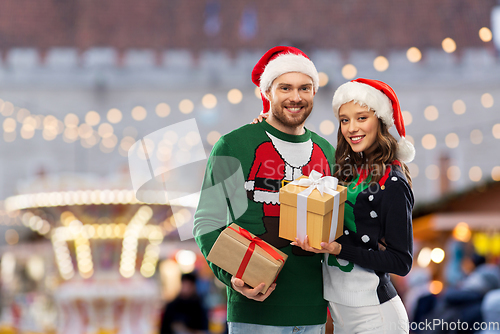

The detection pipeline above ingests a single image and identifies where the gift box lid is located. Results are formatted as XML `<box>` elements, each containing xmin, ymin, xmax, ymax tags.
<box><xmin>279</xmin><ymin>176</ymin><xmax>347</xmax><ymax>215</ymax></box>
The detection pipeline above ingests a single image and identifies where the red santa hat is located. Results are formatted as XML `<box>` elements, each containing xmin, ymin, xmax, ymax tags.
<box><xmin>252</xmin><ymin>46</ymin><xmax>319</xmax><ymax>113</ymax></box>
<box><xmin>331</xmin><ymin>78</ymin><xmax>416</xmax><ymax>163</ymax></box>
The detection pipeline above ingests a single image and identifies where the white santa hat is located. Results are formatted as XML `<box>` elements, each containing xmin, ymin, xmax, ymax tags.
<box><xmin>331</xmin><ymin>78</ymin><xmax>416</xmax><ymax>163</ymax></box>
<box><xmin>252</xmin><ymin>46</ymin><xmax>319</xmax><ymax>113</ymax></box>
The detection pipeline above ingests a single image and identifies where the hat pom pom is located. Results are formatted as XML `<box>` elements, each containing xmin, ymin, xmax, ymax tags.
<box><xmin>397</xmin><ymin>137</ymin><xmax>415</xmax><ymax>163</ymax></box>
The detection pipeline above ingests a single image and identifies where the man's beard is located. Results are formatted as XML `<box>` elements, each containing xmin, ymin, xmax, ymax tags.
<box><xmin>270</xmin><ymin>101</ymin><xmax>313</xmax><ymax>128</ymax></box>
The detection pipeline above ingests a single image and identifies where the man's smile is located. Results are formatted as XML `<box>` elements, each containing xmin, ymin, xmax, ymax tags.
<box><xmin>284</xmin><ymin>105</ymin><xmax>304</xmax><ymax>113</ymax></box>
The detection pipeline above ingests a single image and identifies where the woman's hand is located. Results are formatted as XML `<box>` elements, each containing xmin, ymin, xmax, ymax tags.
<box><xmin>291</xmin><ymin>235</ymin><xmax>342</xmax><ymax>255</ymax></box>
<box><xmin>250</xmin><ymin>112</ymin><xmax>269</xmax><ymax>124</ymax></box>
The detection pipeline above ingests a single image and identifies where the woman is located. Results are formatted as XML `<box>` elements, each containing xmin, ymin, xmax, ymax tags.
<box><xmin>292</xmin><ymin>78</ymin><xmax>415</xmax><ymax>334</ymax></box>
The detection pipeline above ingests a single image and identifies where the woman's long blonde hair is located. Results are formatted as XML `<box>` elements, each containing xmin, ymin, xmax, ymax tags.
<box><xmin>333</xmin><ymin>118</ymin><xmax>412</xmax><ymax>187</ymax></box>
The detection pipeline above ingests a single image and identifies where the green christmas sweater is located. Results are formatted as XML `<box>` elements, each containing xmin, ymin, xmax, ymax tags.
<box><xmin>194</xmin><ymin>120</ymin><xmax>335</xmax><ymax>326</ymax></box>
<box><xmin>323</xmin><ymin>162</ymin><xmax>414</xmax><ymax>307</ymax></box>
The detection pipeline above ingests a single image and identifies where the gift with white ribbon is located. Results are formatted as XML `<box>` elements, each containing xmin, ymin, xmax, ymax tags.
<box><xmin>288</xmin><ymin>170</ymin><xmax>342</xmax><ymax>244</ymax></box>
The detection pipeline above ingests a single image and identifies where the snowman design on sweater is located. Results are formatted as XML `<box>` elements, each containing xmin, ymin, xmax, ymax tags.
<box><xmin>244</xmin><ymin>132</ymin><xmax>331</xmax><ymax>251</ymax></box>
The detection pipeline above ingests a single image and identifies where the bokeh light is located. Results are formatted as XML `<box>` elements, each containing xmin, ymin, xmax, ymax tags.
<box><xmin>64</xmin><ymin>114</ymin><xmax>79</xmax><ymax>128</ymax></box>
<box><xmin>429</xmin><ymin>281</ymin><xmax>443</xmax><ymax>295</ymax></box>
<box><xmin>442</xmin><ymin>37</ymin><xmax>456</xmax><ymax>53</ymax></box>
<box><xmin>452</xmin><ymin>100</ymin><xmax>466</xmax><ymax>115</ymax></box>
<box><xmin>3</xmin><ymin>118</ymin><xmax>16</xmax><ymax>133</ymax></box>
<box><xmin>417</xmin><ymin>247</ymin><xmax>432</xmax><ymax>267</ymax></box>
<box><xmin>131</xmin><ymin>106</ymin><xmax>147</xmax><ymax>121</ymax></box>
<box><xmin>402</xmin><ymin>111</ymin><xmax>413</xmax><ymax>126</ymax></box>
<box><xmin>481</xmin><ymin>93</ymin><xmax>494</xmax><ymax>108</ymax></box>
<box><xmin>78</xmin><ymin>123</ymin><xmax>93</xmax><ymax>139</ymax></box>
<box><xmin>5</xmin><ymin>229</ymin><xmax>19</xmax><ymax>245</ymax></box>
<box><xmin>445</xmin><ymin>133</ymin><xmax>459</xmax><ymax>149</ymax></box>
<box><xmin>406</xmin><ymin>47</ymin><xmax>422</xmax><ymax>63</ymax></box>
<box><xmin>470</xmin><ymin>129</ymin><xmax>483</xmax><ymax>145</ymax></box>
<box><xmin>156</xmin><ymin>103</ymin><xmax>171</xmax><ymax>117</ymax></box>
<box><xmin>107</xmin><ymin>108</ymin><xmax>122</xmax><ymax>124</ymax></box>
<box><xmin>20</xmin><ymin>126</ymin><xmax>35</xmax><ymax>139</ymax></box>
<box><xmin>227</xmin><ymin>89</ymin><xmax>243</xmax><ymax>104</ymax></box>
<box><xmin>479</xmin><ymin>27</ymin><xmax>493</xmax><ymax>42</ymax></box>
<box><xmin>452</xmin><ymin>222</ymin><xmax>471</xmax><ymax>243</ymax></box>
<box><xmin>408</xmin><ymin>163</ymin><xmax>419</xmax><ymax>178</ymax></box>
<box><xmin>63</xmin><ymin>128</ymin><xmax>78</xmax><ymax>142</ymax></box>
<box><xmin>98</xmin><ymin>123</ymin><xmax>114</xmax><ymax>138</ymax></box>
<box><xmin>179</xmin><ymin>99</ymin><xmax>194</xmax><ymax>114</ymax></box>
<box><xmin>425</xmin><ymin>165</ymin><xmax>439</xmax><ymax>180</ymax></box>
<box><xmin>0</xmin><ymin>101</ymin><xmax>14</xmax><ymax>116</ymax></box>
<box><xmin>430</xmin><ymin>248</ymin><xmax>445</xmax><ymax>263</ymax></box>
<box><xmin>341</xmin><ymin>64</ymin><xmax>357</xmax><ymax>80</ymax></box>
<box><xmin>202</xmin><ymin>94</ymin><xmax>217</xmax><ymax>109</ymax></box>
<box><xmin>447</xmin><ymin>166</ymin><xmax>461</xmax><ymax>181</ymax></box>
<box><xmin>318</xmin><ymin>72</ymin><xmax>329</xmax><ymax>87</ymax></box>
<box><xmin>422</xmin><ymin>134</ymin><xmax>437</xmax><ymax>150</ymax></box>
<box><xmin>85</xmin><ymin>111</ymin><xmax>101</xmax><ymax>126</ymax></box>
<box><xmin>424</xmin><ymin>106</ymin><xmax>439</xmax><ymax>121</ymax></box>
<box><xmin>492</xmin><ymin>166</ymin><xmax>500</xmax><ymax>181</ymax></box>
<box><xmin>17</xmin><ymin>108</ymin><xmax>31</xmax><ymax>123</ymax></box>
<box><xmin>493</xmin><ymin>124</ymin><xmax>500</xmax><ymax>139</ymax></box>
<box><xmin>373</xmin><ymin>56</ymin><xmax>389</xmax><ymax>72</ymax></box>
<box><xmin>254</xmin><ymin>87</ymin><xmax>261</xmax><ymax>99</ymax></box>
<box><xmin>319</xmin><ymin>120</ymin><xmax>334</xmax><ymax>135</ymax></box>
<box><xmin>207</xmin><ymin>131</ymin><xmax>221</xmax><ymax>146</ymax></box>
<box><xmin>469</xmin><ymin>166</ymin><xmax>482</xmax><ymax>182</ymax></box>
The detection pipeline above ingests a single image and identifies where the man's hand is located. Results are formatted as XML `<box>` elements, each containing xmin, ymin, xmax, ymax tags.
<box><xmin>291</xmin><ymin>235</ymin><xmax>342</xmax><ymax>255</ymax></box>
<box><xmin>230</xmin><ymin>276</ymin><xmax>276</xmax><ymax>302</ymax></box>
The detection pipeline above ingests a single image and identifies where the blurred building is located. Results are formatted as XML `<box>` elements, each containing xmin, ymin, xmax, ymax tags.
<box><xmin>0</xmin><ymin>0</ymin><xmax>497</xmax><ymax>205</ymax></box>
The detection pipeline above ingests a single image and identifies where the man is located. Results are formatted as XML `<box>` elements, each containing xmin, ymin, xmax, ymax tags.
<box><xmin>194</xmin><ymin>46</ymin><xmax>335</xmax><ymax>333</ymax></box>
<box><xmin>160</xmin><ymin>273</ymin><xmax>208</xmax><ymax>334</ymax></box>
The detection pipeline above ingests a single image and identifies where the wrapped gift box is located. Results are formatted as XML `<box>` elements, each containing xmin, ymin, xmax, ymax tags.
<box><xmin>207</xmin><ymin>223</ymin><xmax>287</xmax><ymax>293</ymax></box>
<box><xmin>279</xmin><ymin>175</ymin><xmax>347</xmax><ymax>249</ymax></box>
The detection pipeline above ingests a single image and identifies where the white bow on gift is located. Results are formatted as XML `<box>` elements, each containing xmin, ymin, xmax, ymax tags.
<box><xmin>290</xmin><ymin>170</ymin><xmax>339</xmax><ymax>197</ymax></box>
<box><xmin>290</xmin><ymin>170</ymin><xmax>341</xmax><ymax>243</ymax></box>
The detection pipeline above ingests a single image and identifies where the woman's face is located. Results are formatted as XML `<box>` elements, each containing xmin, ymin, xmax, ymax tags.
<box><xmin>339</xmin><ymin>101</ymin><xmax>380</xmax><ymax>157</ymax></box>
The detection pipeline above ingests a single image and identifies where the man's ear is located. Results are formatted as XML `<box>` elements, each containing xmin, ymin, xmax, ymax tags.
<box><xmin>265</xmin><ymin>89</ymin><xmax>272</xmax><ymax>101</ymax></box>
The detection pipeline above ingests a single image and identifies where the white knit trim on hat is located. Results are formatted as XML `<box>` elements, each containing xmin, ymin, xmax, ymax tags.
<box><xmin>397</xmin><ymin>137</ymin><xmax>416</xmax><ymax>163</ymax></box>
<box><xmin>332</xmin><ymin>81</ymin><xmax>394</xmax><ymax>128</ymax></box>
<box><xmin>260</xmin><ymin>53</ymin><xmax>319</xmax><ymax>99</ymax></box>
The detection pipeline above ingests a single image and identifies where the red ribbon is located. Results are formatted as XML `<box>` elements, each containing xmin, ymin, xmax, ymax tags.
<box><xmin>228</xmin><ymin>226</ymin><xmax>284</xmax><ymax>280</ymax></box>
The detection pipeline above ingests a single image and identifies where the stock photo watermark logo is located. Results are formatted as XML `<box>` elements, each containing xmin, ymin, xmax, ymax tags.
<box><xmin>365</xmin><ymin>319</ymin><xmax>500</xmax><ymax>333</ymax></box>
<box><xmin>407</xmin><ymin>319</ymin><xmax>500</xmax><ymax>332</ymax></box>
<box><xmin>127</xmin><ymin>119</ymin><xmax>247</xmax><ymax>240</ymax></box>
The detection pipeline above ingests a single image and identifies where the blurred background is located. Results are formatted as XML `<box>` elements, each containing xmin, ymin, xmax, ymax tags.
<box><xmin>0</xmin><ymin>1</ymin><xmax>500</xmax><ymax>333</ymax></box>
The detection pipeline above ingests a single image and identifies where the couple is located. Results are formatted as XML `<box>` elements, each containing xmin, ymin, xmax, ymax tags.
<box><xmin>193</xmin><ymin>46</ymin><xmax>415</xmax><ymax>334</ymax></box>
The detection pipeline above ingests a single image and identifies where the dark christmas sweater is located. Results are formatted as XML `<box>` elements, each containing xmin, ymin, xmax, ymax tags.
<box><xmin>323</xmin><ymin>163</ymin><xmax>414</xmax><ymax>307</ymax></box>
<box><xmin>194</xmin><ymin>120</ymin><xmax>335</xmax><ymax>326</ymax></box>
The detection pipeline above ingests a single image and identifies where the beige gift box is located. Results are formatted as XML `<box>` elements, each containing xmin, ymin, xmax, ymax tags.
<box><xmin>207</xmin><ymin>223</ymin><xmax>288</xmax><ymax>293</ymax></box>
<box><xmin>279</xmin><ymin>175</ymin><xmax>347</xmax><ymax>249</ymax></box>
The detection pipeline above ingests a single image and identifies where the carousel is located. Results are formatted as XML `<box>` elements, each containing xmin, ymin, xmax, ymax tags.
<box><xmin>2</xmin><ymin>172</ymin><xmax>196</xmax><ymax>334</ymax></box>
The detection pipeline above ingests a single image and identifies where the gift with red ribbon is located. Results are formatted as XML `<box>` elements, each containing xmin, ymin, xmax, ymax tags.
<box><xmin>207</xmin><ymin>223</ymin><xmax>288</xmax><ymax>293</ymax></box>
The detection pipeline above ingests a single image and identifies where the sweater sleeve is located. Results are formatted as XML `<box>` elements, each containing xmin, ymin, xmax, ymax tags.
<box><xmin>193</xmin><ymin>137</ymin><xmax>238</xmax><ymax>287</ymax></box>
<box><xmin>337</xmin><ymin>177</ymin><xmax>414</xmax><ymax>276</ymax></box>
